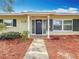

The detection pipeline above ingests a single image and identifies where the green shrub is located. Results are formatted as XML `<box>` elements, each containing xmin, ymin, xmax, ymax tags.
<box><xmin>20</xmin><ymin>31</ymin><xmax>28</xmax><ymax>42</ymax></box>
<box><xmin>0</xmin><ymin>32</ymin><xmax>21</xmax><ymax>40</ymax></box>
<box><xmin>0</xmin><ymin>23</ymin><xmax>6</xmax><ymax>31</ymax></box>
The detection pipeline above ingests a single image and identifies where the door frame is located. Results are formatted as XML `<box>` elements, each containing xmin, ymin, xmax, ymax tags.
<box><xmin>31</xmin><ymin>19</ymin><xmax>47</xmax><ymax>35</ymax></box>
<box><xmin>36</xmin><ymin>20</ymin><xmax>42</xmax><ymax>34</ymax></box>
<box><xmin>32</xmin><ymin>19</ymin><xmax>43</xmax><ymax>34</ymax></box>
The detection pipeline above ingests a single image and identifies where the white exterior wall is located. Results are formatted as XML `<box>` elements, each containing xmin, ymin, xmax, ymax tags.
<box><xmin>0</xmin><ymin>15</ymin><xmax>28</xmax><ymax>33</ymax></box>
<box><xmin>0</xmin><ymin>14</ymin><xmax>79</xmax><ymax>35</ymax></box>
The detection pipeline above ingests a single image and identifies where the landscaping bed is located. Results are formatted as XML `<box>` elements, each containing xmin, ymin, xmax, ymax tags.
<box><xmin>0</xmin><ymin>31</ymin><xmax>33</xmax><ymax>59</ymax></box>
<box><xmin>45</xmin><ymin>36</ymin><xmax>79</xmax><ymax>59</ymax></box>
<box><xmin>0</xmin><ymin>38</ymin><xmax>32</xmax><ymax>59</ymax></box>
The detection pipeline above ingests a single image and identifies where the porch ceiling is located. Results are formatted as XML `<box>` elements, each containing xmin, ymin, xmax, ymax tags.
<box><xmin>27</xmin><ymin>14</ymin><xmax>51</xmax><ymax>16</ymax></box>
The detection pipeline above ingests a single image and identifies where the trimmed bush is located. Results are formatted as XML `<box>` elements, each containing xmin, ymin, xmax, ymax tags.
<box><xmin>0</xmin><ymin>32</ymin><xmax>21</xmax><ymax>40</ymax></box>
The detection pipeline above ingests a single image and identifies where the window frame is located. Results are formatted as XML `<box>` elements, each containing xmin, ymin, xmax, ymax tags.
<box><xmin>53</xmin><ymin>19</ymin><xmax>62</xmax><ymax>31</ymax></box>
<box><xmin>62</xmin><ymin>19</ymin><xmax>73</xmax><ymax>31</ymax></box>
<box><xmin>52</xmin><ymin>19</ymin><xmax>73</xmax><ymax>31</ymax></box>
<box><xmin>3</xmin><ymin>20</ymin><xmax>13</xmax><ymax>27</ymax></box>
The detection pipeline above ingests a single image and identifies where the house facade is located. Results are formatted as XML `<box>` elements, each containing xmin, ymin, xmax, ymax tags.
<box><xmin>0</xmin><ymin>12</ymin><xmax>79</xmax><ymax>38</ymax></box>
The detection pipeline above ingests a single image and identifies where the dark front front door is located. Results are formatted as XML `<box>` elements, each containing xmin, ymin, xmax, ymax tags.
<box><xmin>36</xmin><ymin>20</ymin><xmax>42</xmax><ymax>34</ymax></box>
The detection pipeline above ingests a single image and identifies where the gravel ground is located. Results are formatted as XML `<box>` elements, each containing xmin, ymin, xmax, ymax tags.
<box><xmin>0</xmin><ymin>39</ymin><xmax>32</xmax><ymax>59</ymax></box>
<box><xmin>45</xmin><ymin>38</ymin><xmax>79</xmax><ymax>59</ymax></box>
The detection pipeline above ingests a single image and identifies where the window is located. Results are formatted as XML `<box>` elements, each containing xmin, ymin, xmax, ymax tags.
<box><xmin>43</xmin><ymin>20</ymin><xmax>48</xmax><ymax>33</ymax></box>
<box><xmin>50</xmin><ymin>19</ymin><xmax>53</xmax><ymax>31</ymax></box>
<box><xmin>4</xmin><ymin>20</ymin><xmax>13</xmax><ymax>27</ymax></box>
<box><xmin>32</xmin><ymin>20</ymin><xmax>36</xmax><ymax>34</ymax></box>
<box><xmin>52</xmin><ymin>20</ymin><xmax>72</xmax><ymax>31</ymax></box>
<box><xmin>63</xmin><ymin>20</ymin><xmax>72</xmax><ymax>30</ymax></box>
<box><xmin>53</xmin><ymin>20</ymin><xmax>62</xmax><ymax>30</ymax></box>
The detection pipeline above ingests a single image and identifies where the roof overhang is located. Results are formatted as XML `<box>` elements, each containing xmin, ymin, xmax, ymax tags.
<box><xmin>0</xmin><ymin>12</ymin><xmax>79</xmax><ymax>16</ymax></box>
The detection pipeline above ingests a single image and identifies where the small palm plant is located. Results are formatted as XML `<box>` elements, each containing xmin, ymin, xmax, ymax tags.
<box><xmin>20</xmin><ymin>31</ymin><xmax>28</xmax><ymax>42</ymax></box>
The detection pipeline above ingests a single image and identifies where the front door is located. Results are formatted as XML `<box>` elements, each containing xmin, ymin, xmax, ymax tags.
<box><xmin>36</xmin><ymin>20</ymin><xmax>42</xmax><ymax>34</ymax></box>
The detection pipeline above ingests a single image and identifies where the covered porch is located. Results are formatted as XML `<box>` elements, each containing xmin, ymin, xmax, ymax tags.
<box><xmin>27</xmin><ymin>14</ymin><xmax>50</xmax><ymax>38</ymax></box>
<box><xmin>27</xmin><ymin>14</ymin><xmax>79</xmax><ymax>39</ymax></box>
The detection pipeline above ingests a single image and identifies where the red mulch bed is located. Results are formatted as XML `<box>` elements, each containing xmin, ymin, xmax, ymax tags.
<box><xmin>0</xmin><ymin>38</ymin><xmax>32</xmax><ymax>59</ymax></box>
<box><xmin>45</xmin><ymin>36</ymin><xmax>79</xmax><ymax>59</ymax></box>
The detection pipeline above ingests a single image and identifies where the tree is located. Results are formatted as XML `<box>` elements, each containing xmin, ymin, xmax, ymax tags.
<box><xmin>0</xmin><ymin>0</ymin><xmax>15</xmax><ymax>12</ymax></box>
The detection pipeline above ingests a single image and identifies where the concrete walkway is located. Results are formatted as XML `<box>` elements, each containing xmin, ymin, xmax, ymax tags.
<box><xmin>23</xmin><ymin>39</ymin><xmax>49</xmax><ymax>59</ymax></box>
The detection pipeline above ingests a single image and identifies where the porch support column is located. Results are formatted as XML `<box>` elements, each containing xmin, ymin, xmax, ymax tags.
<box><xmin>27</xmin><ymin>16</ymin><xmax>30</xmax><ymax>38</ymax></box>
<box><xmin>47</xmin><ymin>16</ymin><xmax>50</xmax><ymax>39</ymax></box>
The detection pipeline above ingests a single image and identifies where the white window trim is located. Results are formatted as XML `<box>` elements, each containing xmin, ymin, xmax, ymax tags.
<box><xmin>52</xmin><ymin>19</ymin><xmax>73</xmax><ymax>32</ymax></box>
<box><xmin>3</xmin><ymin>20</ymin><xmax>13</xmax><ymax>27</ymax></box>
<box><xmin>53</xmin><ymin>19</ymin><xmax>62</xmax><ymax>31</ymax></box>
<box><xmin>31</xmin><ymin>20</ymin><xmax>36</xmax><ymax>34</ymax></box>
<box><xmin>63</xmin><ymin>19</ymin><xmax>73</xmax><ymax>31</ymax></box>
<box><xmin>62</xmin><ymin>20</ymin><xmax>64</xmax><ymax>31</ymax></box>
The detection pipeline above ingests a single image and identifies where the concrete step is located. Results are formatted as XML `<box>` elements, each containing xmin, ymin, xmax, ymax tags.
<box><xmin>30</xmin><ymin>35</ymin><xmax>47</xmax><ymax>39</ymax></box>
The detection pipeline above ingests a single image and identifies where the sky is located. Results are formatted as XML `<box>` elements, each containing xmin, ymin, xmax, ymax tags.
<box><xmin>1</xmin><ymin>0</ymin><xmax>79</xmax><ymax>13</ymax></box>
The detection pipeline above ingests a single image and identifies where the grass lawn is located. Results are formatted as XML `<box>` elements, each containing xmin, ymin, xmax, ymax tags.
<box><xmin>45</xmin><ymin>37</ymin><xmax>79</xmax><ymax>59</ymax></box>
<box><xmin>0</xmin><ymin>39</ymin><xmax>32</xmax><ymax>59</ymax></box>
